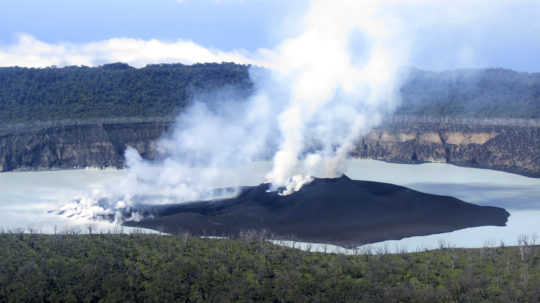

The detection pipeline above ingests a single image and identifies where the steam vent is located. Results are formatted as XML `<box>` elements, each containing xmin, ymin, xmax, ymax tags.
<box><xmin>127</xmin><ymin>175</ymin><xmax>509</xmax><ymax>248</ymax></box>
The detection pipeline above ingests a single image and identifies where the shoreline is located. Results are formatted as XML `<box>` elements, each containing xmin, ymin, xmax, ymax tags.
<box><xmin>2</xmin><ymin>158</ymin><xmax>539</xmax><ymax>179</ymax></box>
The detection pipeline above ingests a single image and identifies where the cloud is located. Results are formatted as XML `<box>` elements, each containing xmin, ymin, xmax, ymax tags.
<box><xmin>0</xmin><ymin>34</ymin><xmax>267</xmax><ymax>68</ymax></box>
<box><xmin>3</xmin><ymin>0</ymin><xmax>540</xmax><ymax>71</ymax></box>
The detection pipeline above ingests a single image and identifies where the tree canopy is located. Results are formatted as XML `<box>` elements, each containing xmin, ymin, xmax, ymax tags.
<box><xmin>0</xmin><ymin>62</ymin><xmax>252</xmax><ymax>123</ymax></box>
<box><xmin>1</xmin><ymin>232</ymin><xmax>540</xmax><ymax>302</ymax></box>
<box><xmin>1</xmin><ymin>63</ymin><xmax>539</xmax><ymax>124</ymax></box>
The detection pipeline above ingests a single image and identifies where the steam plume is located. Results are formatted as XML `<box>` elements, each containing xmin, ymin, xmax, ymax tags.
<box><xmin>127</xmin><ymin>0</ymin><xmax>410</xmax><ymax>195</ymax></box>
<box><xmin>265</xmin><ymin>0</ymin><xmax>409</xmax><ymax>188</ymax></box>
<box><xmin>57</xmin><ymin>0</ymin><xmax>413</xmax><ymax>221</ymax></box>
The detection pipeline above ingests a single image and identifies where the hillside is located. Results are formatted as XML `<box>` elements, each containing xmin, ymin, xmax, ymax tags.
<box><xmin>0</xmin><ymin>63</ymin><xmax>539</xmax><ymax>175</ymax></box>
<box><xmin>1</xmin><ymin>233</ymin><xmax>539</xmax><ymax>302</ymax></box>
<box><xmin>0</xmin><ymin>62</ymin><xmax>252</xmax><ymax>123</ymax></box>
<box><xmin>400</xmin><ymin>68</ymin><xmax>540</xmax><ymax>119</ymax></box>
<box><xmin>1</xmin><ymin>64</ymin><xmax>540</xmax><ymax>124</ymax></box>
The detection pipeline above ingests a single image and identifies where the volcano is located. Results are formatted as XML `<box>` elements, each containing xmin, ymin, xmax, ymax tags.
<box><xmin>126</xmin><ymin>175</ymin><xmax>509</xmax><ymax>247</ymax></box>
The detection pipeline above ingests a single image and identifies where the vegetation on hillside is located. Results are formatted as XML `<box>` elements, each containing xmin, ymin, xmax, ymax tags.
<box><xmin>399</xmin><ymin>68</ymin><xmax>540</xmax><ymax>119</ymax></box>
<box><xmin>1</xmin><ymin>232</ymin><xmax>540</xmax><ymax>302</ymax></box>
<box><xmin>1</xmin><ymin>63</ymin><xmax>540</xmax><ymax>124</ymax></box>
<box><xmin>0</xmin><ymin>63</ymin><xmax>252</xmax><ymax>123</ymax></box>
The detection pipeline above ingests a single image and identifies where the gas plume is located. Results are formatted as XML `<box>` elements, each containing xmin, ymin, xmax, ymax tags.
<box><xmin>57</xmin><ymin>0</ymin><xmax>415</xmax><ymax>221</ymax></box>
<box><xmin>264</xmin><ymin>0</ymin><xmax>409</xmax><ymax>189</ymax></box>
<box><xmin>126</xmin><ymin>0</ymin><xmax>410</xmax><ymax>195</ymax></box>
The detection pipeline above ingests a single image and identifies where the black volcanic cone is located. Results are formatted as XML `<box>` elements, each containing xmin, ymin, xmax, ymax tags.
<box><xmin>126</xmin><ymin>175</ymin><xmax>509</xmax><ymax>247</ymax></box>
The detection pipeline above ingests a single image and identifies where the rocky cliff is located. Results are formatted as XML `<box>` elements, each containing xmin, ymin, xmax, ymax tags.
<box><xmin>355</xmin><ymin>116</ymin><xmax>540</xmax><ymax>177</ymax></box>
<box><xmin>0</xmin><ymin>118</ymin><xmax>171</xmax><ymax>171</ymax></box>
<box><xmin>1</xmin><ymin>64</ymin><xmax>539</xmax><ymax>176</ymax></box>
<box><xmin>1</xmin><ymin>116</ymin><xmax>539</xmax><ymax>177</ymax></box>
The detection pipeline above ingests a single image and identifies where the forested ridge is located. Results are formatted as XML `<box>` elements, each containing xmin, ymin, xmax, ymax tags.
<box><xmin>1</xmin><ymin>232</ymin><xmax>540</xmax><ymax>302</ymax></box>
<box><xmin>400</xmin><ymin>68</ymin><xmax>540</xmax><ymax>119</ymax></box>
<box><xmin>1</xmin><ymin>63</ymin><xmax>540</xmax><ymax>124</ymax></box>
<box><xmin>0</xmin><ymin>63</ymin><xmax>252</xmax><ymax>123</ymax></box>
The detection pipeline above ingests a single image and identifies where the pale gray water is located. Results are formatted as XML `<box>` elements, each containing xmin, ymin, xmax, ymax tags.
<box><xmin>1</xmin><ymin>160</ymin><xmax>539</xmax><ymax>252</ymax></box>
<box><xmin>0</xmin><ymin>168</ymin><xmax>156</xmax><ymax>234</ymax></box>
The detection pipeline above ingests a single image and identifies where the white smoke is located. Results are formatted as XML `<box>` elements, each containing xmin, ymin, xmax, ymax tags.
<box><xmin>0</xmin><ymin>34</ymin><xmax>265</xmax><ymax>68</ymax></box>
<box><xmin>146</xmin><ymin>1</ymin><xmax>407</xmax><ymax>193</ymax></box>
<box><xmin>265</xmin><ymin>0</ymin><xmax>410</xmax><ymax>188</ymax></box>
<box><xmin>124</xmin><ymin>87</ymin><xmax>280</xmax><ymax>198</ymax></box>
<box><xmin>126</xmin><ymin>0</ymin><xmax>411</xmax><ymax>195</ymax></box>
<box><xmin>56</xmin><ymin>0</ymin><xmax>420</xmax><ymax>221</ymax></box>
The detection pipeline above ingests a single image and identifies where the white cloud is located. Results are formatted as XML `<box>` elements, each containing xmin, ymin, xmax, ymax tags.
<box><xmin>0</xmin><ymin>34</ymin><xmax>267</xmax><ymax>68</ymax></box>
<box><xmin>3</xmin><ymin>0</ymin><xmax>540</xmax><ymax>71</ymax></box>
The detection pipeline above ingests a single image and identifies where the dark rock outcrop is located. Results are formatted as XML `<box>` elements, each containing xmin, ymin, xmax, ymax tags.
<box><xmin>126</xmin><ymin>175</ymin><xmax>510</xmax><ymax>248</ymax></box>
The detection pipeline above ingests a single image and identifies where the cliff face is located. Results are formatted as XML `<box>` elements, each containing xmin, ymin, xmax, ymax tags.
<box><xmin>1</xmin><ymin>116</ymin><xmax>539</xmax><ymax>177</ymax></box>
<box><xmin>354</xmin><ymin>116</ymin><xmax>540</xmax><ymax>177</ymax></box>
<box><xmin>1</xmin><ymin>65</ymin><xmax>539</xmax><ymax>176</ymax></box>
<box><xmin>0</xmin><ymin>119</ymin><xmax>171</xmax><ymax>171</ymax></box>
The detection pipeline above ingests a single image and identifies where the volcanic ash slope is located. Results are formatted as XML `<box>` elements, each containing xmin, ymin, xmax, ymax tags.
<box><xmin>127</xmin><ymin>175</ymin><xmax>509</xmax><ymax>247</ymax></box>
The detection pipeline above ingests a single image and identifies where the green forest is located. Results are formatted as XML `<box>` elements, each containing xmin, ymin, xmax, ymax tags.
<box><xmin>1</xmin><ymin>63</ymin><xmax>540</xmax><ymax>124</ymax></box>
<box><xmin>0</xmin><ymin>63</ymin><xmax>252</xmax><ymax>123</ymax></box>
<box><xmin>399</xmin><ymin>68</ymin><xmax>540</xmax><ymax>119</ymax></box>
<box><xmin>1</xmin><ymin>232</ymin><xmax>539</xmax><ymax>302</ymax></box>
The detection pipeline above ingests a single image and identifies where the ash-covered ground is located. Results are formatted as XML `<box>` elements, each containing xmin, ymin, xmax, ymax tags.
<box><xmin>124</xmin><ymin>175</ymin><xmax>509</xmax><ymax>248</ymax></box>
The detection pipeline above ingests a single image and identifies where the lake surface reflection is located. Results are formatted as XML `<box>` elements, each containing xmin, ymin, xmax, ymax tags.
<box><xmin>1</xmin><ymin>160</ymin><xmax>539</xmax><ymax>252</ymax></box>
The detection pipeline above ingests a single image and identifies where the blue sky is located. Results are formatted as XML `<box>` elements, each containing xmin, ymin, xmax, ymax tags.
<box><xmin>1</xmin><ymin>0</ymin><xmax>540</xmax><ymax>72</ymax></box>
<box><xmin>1</xmin><ymin>0</ymin><xmax>306</xmax><ymax>50</ymax></box>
